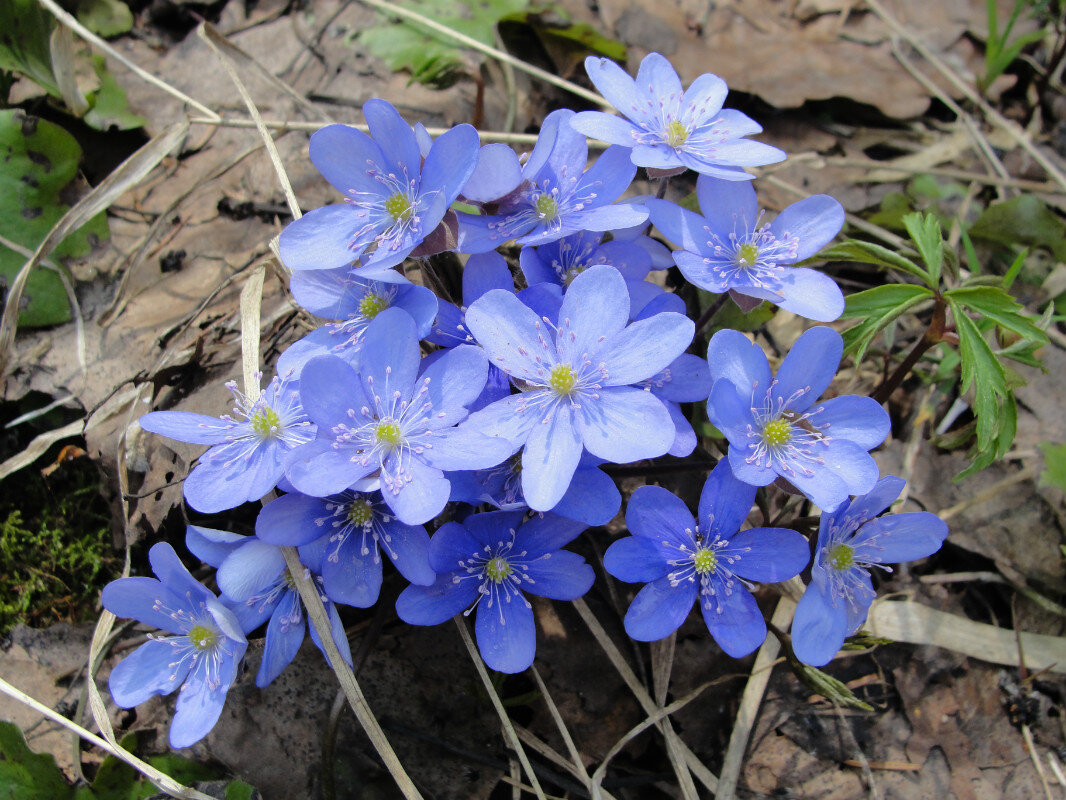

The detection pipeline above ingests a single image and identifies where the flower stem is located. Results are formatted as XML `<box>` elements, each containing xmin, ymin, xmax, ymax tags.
<box><xmin>694</xmin><ymin>293</ymin><xmax>729</xmax><ymax>336</ymax></box>
<box><xmin>871</xmin><ymin>296</ymin><xmax>946</xmax><ymax>404</ymax></box>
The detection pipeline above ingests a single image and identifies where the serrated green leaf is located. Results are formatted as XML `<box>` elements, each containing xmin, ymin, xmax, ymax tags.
<box><xmin>839</xmin><ymin>284</ymin><xmax>934</xmax><ymax>361</ymax></box>
<box><xmin>948</xmin><ymin>296</ymin><xmax>1008</xmax><ymax>453</ymax></box>
<box><xmin>817</xmin><ymin>240</ymin><xmax>932</xmax><ymax>285</ymax></box>
<box><xmin>945</xmin><ymin>286</ymin><xmax>1048</xmax><ymax>344</ymax></box>
<box><xmin>1039</xmin><ymin>442</ymin><xmax>1066</xmax><ymax>493</ymax></box>
<box><xmin>969</xmin><ymin>195</ymin><xmax>1066</xmax><ymax>261</ymax></box>
<box><xmin>0</xmin><ymin>720</ymin><xmax>74</xmax><ymax>799</ymax></box>
<box><xmin>75</xmin><ymin>0</ymin><xmax>133</xmax><ymax>37</ymax></box>
<box><xmin>84</xmin><ymin>55</ymin><xmax>145</xmax><ymax>131</ymax></box>
<box><xmin>0</xmin><ymin>0</ymin><xmax>58</xmax><ymax>95</ymax></box>
<box><xmin>902</xmin><ymin>212</ymin><xmax>945</xmax><ymax>287</ymax></box>
<box><xmin>0</xmin><ymin>109</ymin><xmax>109</xmax><ymax>327</ymax></box>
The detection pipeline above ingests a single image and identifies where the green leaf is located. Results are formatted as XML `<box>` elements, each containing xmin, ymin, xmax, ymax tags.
<box><xmin>84</xmin><ymin>56</ymin><xmax>146</xmax><ymax>131</ymax></box>
<box><xmin>0</xmin><ymin>109</ymin><xmax>110</xmax><ymax>327</ymax></box>
<box><xmin>75</xmin><ymin>0</ymin><xmax>134</xmax><ymax>38</ymax></box>
<box><xmin>1039</xmin><ymin>442</ymin><xmax>1066</xmax><ymax>493</ymax></box>
<box><xmin>902</xmin><ymin>212</ymin><xmax>945</xmax><ymax>287</ymax></box>
<box><xmin>357</xmin><ymin>0</ymin><xmax>528</xmax><ymax>87</ymax></box>
<box><xmin>788</xmin><ymin>659</ymin><xmax>874</xmax><ymax>711</ymax></box>
<box><xmin>969</xmin><ymin>195</ymin><xmax>1066</xmax><ymax>261</ymax></box>
<box><xmin>817</xmin><ymin>240</ymin><xmax>932</xmax><ymax>286</ymax></box>
<box><xmin>944</xmin><ymin>285</ymin><xmax>1049</xmax><ymax>344</ymax></box>
<box><xmin>524</xmin><ymin>19</ymin><xmax>626</xmax><ymax>62</ymax></box>
<box><xmin>0</xmin><ymin>0</ymin><xmax>58</xmax><ymax>95</ymax></box>
<box><xmin>225</xmin><ymin>782</ymin><xmax>257</xmax><ymax>800</ymax></box>
<box><xmin>0</xmin><ymin>720</ymin><xmax>74</xmax><ymax>799</ymax></box>
<box><xmin>839</xmin><ymin>284</ymin><xmax>935</xmax><ymax>361</ymax></box>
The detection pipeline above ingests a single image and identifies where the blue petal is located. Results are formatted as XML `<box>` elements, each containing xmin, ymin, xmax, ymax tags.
<box><xmin>852</xmin><ymin>513</ymin><xmax>948</xmax><ymax>564</ymax></box>
<box><xmin>697</xmin><ymin>459</ymin><xmax>757</xmax><ymax>539</ymax></box>
<box><xmin>475</xmin><ymin>592</ymin><xmax>536</xmax><ymax>673</ymax></box>
<box><xmin>706</xmin><ymin>329</ymin><xmax>771</xmax><ymax>391</ymax></box>
<box><xmin>396</xmin><ymin>574</ymin><xmax>479</xmax><ymax>625</ymax></box>
<box><xmin>514</xmin><ymin>513</ymin><xmax>587</xmax><ymax>557</ymax></box>
<box><xmin>706</xmin><ymin>379</ymin><xmax>754</xmax><ymax>443</ymax></box>
<box><xmin>462</xmin><ymin>394</ymin><xmax>538</xmax><ymax>450</ymax></box>
<box><xmin>363</xmin><ymin>98</ymin><xmax>421</xmax><ymax>178</ymax></box>
<box><xmin>463</xmin><ymin>251</ymin><xmax>514</xmax><ymax>302</ymax></box>
<box><xmin>170</xmin><ymin>649</ymin><xmax>241</xmax><ymax>748</ymax></box>
<box><xmin>774</xmin><ymin>268</ymin><xmax>845</xmax><ymax>322</ymax></box>
<box><xmin>582</xmin><ymin>55</ymin><xmax>640</xmax><ymax>117</ymax></box>
<box><xmin>109</xmin><ymin>639</ymin><xmax>190</xmax><ymax>707</ymax></box>
<box><xmin>701</xmin><ymin>584</ymin><xmax>766</xmax><ymax>658</ymax></box>
<box><xmin>701</xmin><ymin>139</ymin><xmax>786</xmax><ymax>167</ymax></box>
<box><xmin>420</xmin><ymin>122</ymin><xmax>481</xmax><ymax>204</ymax></box>
<box><xmin>308</xmin><ymin>124</ymin><xmax>385</xmax><ymax>196</ymax></box>
<box><xmin>278</xmin><ymin>205</ymin><xmax>361</xmax><ymax>271</ymax></box>
<box><xmin>396</xmin><ymin>284</ymin><xmax>440</xmax><ymax>338</ymax></box>
<box><xmin>773</xmin><ymin>327</ymin><xmax>842</xmax><ymax>412</ymax></box>
<box><xmin>420</xmin><ymin>427</ymin><xmax>512</xmax><ymax>472</ymax></box>
<box><xmin>791</xmin><ymin>578</ymin><xmax>847</xmax><ymax>666</ymax></box>
<box><xmin>625</xmin><ymin>484</ymin><xmax>696</xmax><ymax>551</ymax></box>
<box><xmin>359</xmin><ymin>307</ymin><xmax>420</xmax><ymax>400</ymax></box>
<box><xmin>518</xmin><ymin>246</ymin><xmax>555</xmax><ymax>286</ymax></box>
<box><xmin>787</xmin><ymin>439</ymin><xmax>880</xmax><ymax>511</ymax></box>
<box><xmin>217</xmin><ymin>540</ymin><xmax>285</xmax><ymax>602</ymax></box>
<box><xmin>289</xmin><ymin>267</ymin><xmax>358</xmax><ymax>317</ymax></box>
<box><xmin>524</xmin><ymin>551</ymin><xmax>594</xmax><ymax>600</ymax></box>
<box><xmin>604</xmin><ymin>536</ymin><xmax>671</xmax><ymax>583</ymax></box>
<box><xmin>430</xmin><ymin>520</ymin><xmax>489</xmax><ymax>572</ymax></box>
<box><xmin>635</xmin><ymin>52</ymin><xmax>683</xmax><ymax>106</ymax></box>
<box><xmin>768</xmin><ymin>195</ymin><xmax>845</xmax><ymax>262</ymax></box>
<box><xmin>817</xmin><ymin>395</ymin><xmax>891</xmax><ymax>449</ymax></box>
<box><xmin>255</xmin><ymin>492</ymin><xmax>331</xmax><ymax>547</ymax></box>
<box><xmin>843</xmin><ymin>476</ymin><xmax>905</xmax><ymax>524</ymax></box>
<box><xmin>517</xmin><ymin>282</ymin><xmax>563</xmax><ymax>322</ymax></box>
<box><xmin>577</xmin><ymin>387</ymin><xmax>673</xmax><ymax>463</ymax></box>
<box><xmin>695</xmin><ymin>175</ymin><xmax>758</xmax><ymax>227</ymax></box>
<box><xmin>322</xmin><ymin>535</ymin><xmax>383</xmax><ymax>607</ymax></box>
<box><xmin>277</xmin><ymin>328</ymin><xmax>354</xmax><ymax>376</ymax></box>
<box><xmin>598</xmin><ymin>311</ymin><xmax>693</xmax><ymax>386</ymax></box>
<box><xmin>461</xmin><ymin>510</ymin><xmax>527</xmax><ymax>549</ymax></box>
<box><xmin>382</xmin><ymin>456</ymin><xmax>450</xmax><ymax>525</ymax></box>
<box><xmin>257</xmin><ymin>595</ymin><xmax>305</xmax><ymax>687</ymax></box>
<box><xmin>461</xmin><ymin>143</ymin><xmax>523</xmax><ymax>203</ymax></box>
<box><xmin>556</xmin><ymin>264</ymin><xmax>629</xmax><ymax>364</ymax></box>
<box><xmin>465</xmin><ymin>289</ymin><xmax>555</xmax><ymax>382</ymax></box>
<box><xmin>101</xmin><ymin>578</ymin><xmax>189</xmax><ymax>634</ymax></box>
<box><xmin>567</xmin><ymin>203</ymin><xmax>648</xmax><ymax>233</ymax></box>
<box><xmin>552</xmin><ymin>465</ymin><xmax>621</xmax><ymax>526</ymax></box>
<box><xmin>646</xmin><ymin>198</ymin><xmax>709</xmax><ymax>253</ymax></box>
<box><xmin>149</xmin><ymin>543</ymin><xmax>212</xmax><ymax>603</ymax></box>
<box><xmin>419</xmin><ymin>344</ymin><xmax>488</xmax><ymax>414</ymax></box>
<box><xmin>680</xmin><ymin>73</ymin><xmax>728</xmax><ymax>121</ymax></box>
<box><xmin>139</xmin><ymin>411</ymin><xmax>234</xmax><ymax>445</ymax></box>
<box><xmin>727</xmin><ymin>527</ymin><xmax>810</xmax><ymax>582</ymax></box>
<box><xmin>284</xmin><ymin>440</ymin><xmax>375</xmax><ymax>498</ymax></box>
<box><xmin>573</xmin><ymin>145</ymin><xmax>636</xmax><ymax>208</ymax></box>
<box><xmin>521</xmin><ymin>404</ymin><xmax>582</xmax><ymax>512</ymax></box>
<box><xmin>569</xmin><ymin>110</ymin><xmax>639</xmax><ymax>146</ymax></box>
<box><xmin>651</xmin><ymin>354</ymin><xmax>712</xmax><ymax>402</ymax></box>
<box><xmin>624</xmin><ymin>577</ymin><xmax>697</xmax><ymax>641</ymax></box>
<box><xmin>666</xmin><ymin>401</ymin><xmax>697</xmax><ymax>457</ymax></box>
<box><xmin>725</xmin><ymin>441</ymin><xmax>776</xmax><ymax>487</ymax></box>
<box><xmin>305</xmin><ymin>600</ymin><xmax>353</xmax><ymax>669</ymax></box>
<box><xmin>185</xmin><ymin>526</ymin><xmax>245</xmax><ymax>569</ymax></box>
<box><xmin>380</xmin><ymin>519</ymin><xmax>435</xmax><ymax>586</ymax></box>
<box><xmin>299</xmin><ymin>355</ymin><xmax>367</xmax><ymax>430</ymax></box>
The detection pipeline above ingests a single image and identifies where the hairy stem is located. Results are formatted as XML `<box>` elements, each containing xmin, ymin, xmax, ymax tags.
<box><xmin>871</xmin><ymin>296</ymin><xmax>946</xmax><ymax>404</ymax></box>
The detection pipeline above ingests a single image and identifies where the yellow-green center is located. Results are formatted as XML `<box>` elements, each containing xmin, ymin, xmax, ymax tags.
<box><xmin>187</xmin><ymin>624</ymin><xmax>219</xmax><ymax>651</ymax></box>
<box><xmin>485</xmin><ymin>556</ymin><xmax>512</xmax><ymax>583</ymax></box>
<box><xmin>358</xmin><ymin>293</ymin><xmax>388</xmax><ymax>319</ymax></box>
<box><xmin>665</xmin><ymin>120</ymin><xmax>689</xmax><ymax>148</ymax></box>
<box><xmin>251</xmin><ymin>407</ymin><xmax>281</xmax><ymax>437</ymax></box>
<box><xmin>549</xmin><ymin>364</ymin><xmax>577</xmax><ymax>396</ymax></box>
<box><xmin>762</xmin><ymin>418</ymin><xmax>792</xmax><ymax>447</ymax></box>
<box><xmin>693</xmin><ymin>548</ymin><xmax>717</xmax><ymax>575</ymax></box>
<box><xmin>562</xmin><ymin>266</ymin><xmax>585</xmax><ymax>286</ymax></box>
<box><xmin>535</xmin><ymin>194</ymin><xmax>559</xmax><ymax>220</ymax></box>
<box><xmin>385</xmin><ymin>192</ymin><xmax>413</xmax><ymax>221</ymax></box>
<box><xmin>827</xmin><ymin>543</ymin><xmax>855</xmax><ymax>571</ymax></box>
<box><xmin>735</xmin><ymin>242</ymin><xmax>760</xmax><ymax>267</ymax></box>
<box><xmin>347</xmin><ymin>500</ymin><xmax>374</xmax><ymax>527</ymax></box>
<box><xmin>375</xmin><ymin>421</ymin><xmax>402</xmax><ymax>446</ymax></box>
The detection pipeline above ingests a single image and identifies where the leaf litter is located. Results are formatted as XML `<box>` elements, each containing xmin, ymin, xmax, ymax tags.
<box><xmin>1</xmin><ymin>0</ymin><xmax>1066</xmax><ymax>798</ymax></box>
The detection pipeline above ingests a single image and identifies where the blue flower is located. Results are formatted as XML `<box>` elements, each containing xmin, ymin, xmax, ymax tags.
<box><xmin>278</xmin><ymin>268</ymin><xmax>438</xmax><ymax>374</ymax></box>
<box><xmin>396</xmin><ymin>510</ymin><xmax>594</xmax><ymax>673</ymax></box>
<box><xmin>519</xmin><ymin>230</ymin><xmax>652</xmax><ymax>289</ymax></box>
<box><xmin>284</xmin><ymin>307</ymin><xmax>513</xmax><ymax>524</ymax></box>
<box><xmin>457</xmin><ymin>109</ymin><xmax>648</xmax><ymax>253</ymax></box>
<box><xmin>185</xmin><ymin>527</ymin><xmax>352</xmax><ymax>688</ymax></box>
<box><xmin>101</xmin><ymin>543</ymin><xmax>247</xmax><ymax>748</ymax></box>
<box><xmin>278</xmin><ymin>99</ymin><xmax>480</xmax><ymax>273</ymax></box>
<box><xmin>571</xmin><ymin>53</ymin><xmax>785</xmax><ymax>178</ymax></box>
<box><xmin>462</xmin><ymin>264</ymin><xmax>694</xmax><ymax>511</ymax></box>
<box><xmin>254</xmin><ymin>489</ymin><xmax>435</xmax><ymax>607</ymax></box>
<box><xmin>604</xmin><ymin>460</ymin><xmax>809</xmax><ymax>657</ymax></box>
<box><xmin>139</xmin><ymin>374</ymin><xmax>315</xmax><ymax>513</ymax></box>
<box><xmin>647</xmin><ymin>175</ymin><xmax>845</xmax><ymax>321</ymax></box>
<box><xmin>707</xmin><ymin>327</ymin><xmax>890</xmax><ymax>511</ymax></box>
<box><xmin>640</xmin><ymin>352</ymin><xmax>712</xmax><ymax>457</ymax></box>
<box><xmin>791</xmin><ymin>477</ymin><xmax>948</xmax><ymax>666</ymax></box>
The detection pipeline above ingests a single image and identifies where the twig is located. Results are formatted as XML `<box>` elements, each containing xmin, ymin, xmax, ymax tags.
<box><xmin>353</xmin><ymin>0</ymin><xmax>611</xmax><ymax>108</ymax></box>
<box><xmin>36</xmin><ymin>0</ymin><xmax>220</xmax><ymax>121</ymax></box>
<box><xmin>1022</xmin><ymin>724</ymin><xmax>1056</xmax><ymax>800</ymax></box>
<box><xmin>529</xmin><ymin>665</ymin><xmax>594</xmax><ymax>790</ymax></box>
<box><xmin>453</xmin><ymin>617</ymin><xmax>547</xmax><ymax>800</ymax></box>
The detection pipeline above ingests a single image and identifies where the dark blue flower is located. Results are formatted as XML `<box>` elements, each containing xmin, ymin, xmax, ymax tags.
<box><xmin>279</xmin><ymin>269</ymin><xmax>438</xmax><ymax>374</ymax></box>
<box><xmin>284</xmin><ymin>307</ymin><xmax>513</xmax><ymax>524</ymax></box>
<box><xmin>791</xmin><ymin>477</ymin><xmax>948</xmax><ymax>666</ymax></box>
<box><xmin>647</xmin><ymin>176</ymin><xmax>845</xmax><ymax>321</ymax></box>
<box><xmin>706</xmin><ymin>327</ymin><xmax>890</xmax><ymax>511</ymax></box>
<box><xmin>457</xmin><ymin>109</ymin><xmax>647</xmax><ymax>252</ymax></box>
<box><xmin>278</xmin><ymin>100</ymin><xmax>480</xmax><ymax>273</ymax></box>
<box><xmin>462</xmin><ymin>264</ymin><xmax>694</xmax><ymax>511</ymax></box>
<box><xmin>139</xmin><ymin>374</ymin><xmax>315</xmax><ymax>513</ymax></box>
<box><xmin>605</xmin><ymin>460</ymin><xmax>808</xmax><ymax>656</ymax></box>
<box><xmin>101</xmin><ymin>543</ymin><xmax>247</xmax><ymax>748</ymax></box>
<box><xmin>571</xmin><ymin>53</ymin><xmax>785</xmax><ymax>178</ymax></box>
<box><xmin>396</xmin><ymin>511</ymin><xmax>594</xmax><ymax>673</ymax></box>
<box><xmin>185</xmin><ymin>526</ymin><xmax>352</xmax><ymax>688</ymax></box>
<box><xmin>255</xmin><ymin>489</ymin><xmax>435</xmax><ymax>607</ymax></box>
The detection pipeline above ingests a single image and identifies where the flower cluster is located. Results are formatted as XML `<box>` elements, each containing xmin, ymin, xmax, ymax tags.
<box><xmin>114</xmin><ymin>53</ymin><xmax>948</xmax><ymax>748</ymax></box>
